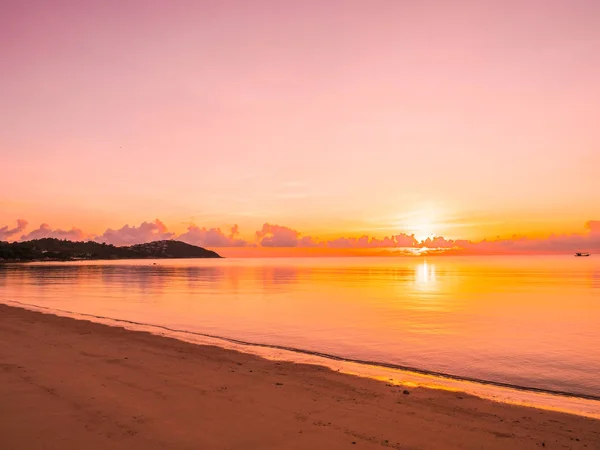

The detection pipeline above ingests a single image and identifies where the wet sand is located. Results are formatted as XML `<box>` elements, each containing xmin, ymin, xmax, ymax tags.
<box><xmin>1</xmin><ymin>304</ymin><xmax>598</xmax><ymax>450</ymax></box>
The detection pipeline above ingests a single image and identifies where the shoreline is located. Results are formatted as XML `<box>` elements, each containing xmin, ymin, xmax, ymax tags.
<box><xmin>6</xmin><ymin>299</ymin><xmax>600</xmax><ymax>406</ymax></box>
<box><xmin>1</xmin><ymin>303</ymin><xmax>599</xmax><ymax>449</ymax></box>
<box><xmin>0</xmin><ymin>256</ymin><xmax>224</xmax><ymax>263</ymax></box>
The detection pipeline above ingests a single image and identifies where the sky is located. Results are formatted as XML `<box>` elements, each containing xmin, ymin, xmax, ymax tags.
<box><xmin>1</xmin><ymin>1</ymin><xmax>599</xmax><ymax>254</ymax></box>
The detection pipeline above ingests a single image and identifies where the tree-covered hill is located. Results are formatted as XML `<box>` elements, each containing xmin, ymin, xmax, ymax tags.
<box><xmin>0</xmin><ymin>238</ymin><xmax>221</xmax><ymax>262</ymax></box>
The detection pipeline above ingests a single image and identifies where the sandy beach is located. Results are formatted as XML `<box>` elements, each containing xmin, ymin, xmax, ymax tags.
<box><xmin>1</xmin><ymin>304</ymin><xmax>598</xmax><ymax>450</ymax></box>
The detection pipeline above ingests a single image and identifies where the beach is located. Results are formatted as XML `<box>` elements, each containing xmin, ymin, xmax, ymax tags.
<box><xmin>1</xmin><ymin>304</ymin><xmax>598</xmax><ymax>450</ymax></box>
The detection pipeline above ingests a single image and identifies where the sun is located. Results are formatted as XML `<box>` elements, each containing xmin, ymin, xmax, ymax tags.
<box><xmin>396</xmin><ymin>207</ymin><xmax>440</xmax><ymax>242</ymax></box>
<box><xmin>411</xmin><ymin>223</ymin><xmax>436</xmax><ymax>242</ymax></box>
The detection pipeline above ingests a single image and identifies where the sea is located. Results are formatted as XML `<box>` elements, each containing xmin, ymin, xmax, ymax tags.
<box><xmin>2</xmin><ymin>256</ymin><xmax>599</xmax><ymax>416</ymax></box>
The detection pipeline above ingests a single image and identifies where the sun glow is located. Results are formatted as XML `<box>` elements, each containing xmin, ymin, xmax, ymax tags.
<box><xmin>411</xmin><ymin>224</ymin><xmax>436</xmax><ymax>242</ymax></box>
<box><xmin>399</xmin><ymin>208</ymin><xmax>440</xmax><ymax>242</ymax></box>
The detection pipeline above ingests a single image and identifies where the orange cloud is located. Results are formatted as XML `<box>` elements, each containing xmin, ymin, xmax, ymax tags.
<box><xmin>0</xmin><ymin>219</ymin><xmax>28</xmax><ymax>240</ymax></box>
<box><xmin>2</xmin><ymin>218</ymin><xmax>599</xmax><ymax>255</ymax></box>
<box><xmin>20</xmin><ymin>223</ymin><xmax>85</xmax><ymax>241</ymax></box>
<box><xmin>178</xmin><ymin>224</ymin><xmax>247</xmax><ymax>247</ymax></box>
<box><xmin>255</xmin><ymin>223</ymin><xmax>304</xmax><ymax>247</ymax></box>
<box><xmin>254</xmin><ymin>223</ymin><xmax>420</xmax><ymax>249</ymax></box>
<box><xmin>437</xmin><ymin>221</ymin><xmax>600</xmax><ymax>255</ymax></box>
<box><xmin>95</xmin><ymin>219</ymin><xmax>174</xmax><ymax>246</ymax></box>
<box><xmin>326</xmin><ymin>234</ymin><xmax>418</xmax><ymax>248</ymax></box>
<box><xmin>586</xmin><ymin>220</ymin><xmax>600</xmax><ymax>233</ymax></box>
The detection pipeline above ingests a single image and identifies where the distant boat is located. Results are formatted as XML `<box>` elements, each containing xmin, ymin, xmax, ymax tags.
<box><xmin>574</xmin><ymin>252</ymin><xmax>590</xmax><ymax>257</ymax></box>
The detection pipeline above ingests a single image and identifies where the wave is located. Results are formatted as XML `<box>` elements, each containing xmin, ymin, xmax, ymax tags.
<box><xmin>5</xmin><ymin>299</ymin><xmax>600</xmax><ymax>402</ymax></box>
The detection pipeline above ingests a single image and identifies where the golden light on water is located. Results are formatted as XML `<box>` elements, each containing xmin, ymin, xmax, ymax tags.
<box><xmin>415</xmin><ymin>261</ymin><xmax>437</xmax><ymax>286</ymax></box>
<box><xmin>3</xmin><ymin>257</ymin><xmax>600</xmax><ymax>418</ymax></box>
<box><xmin>410</xmin><ymin>261</ymin><xmax>443</xmax><ymax>313</ymax></box>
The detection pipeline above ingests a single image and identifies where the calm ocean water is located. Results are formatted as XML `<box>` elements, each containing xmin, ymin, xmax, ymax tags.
<box><xmin>1</xmin><ymin>256</ymin><xmax>599</xmax><ymax>400</ymax></box>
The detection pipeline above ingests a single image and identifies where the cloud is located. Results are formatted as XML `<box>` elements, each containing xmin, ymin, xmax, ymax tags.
<box><xmin>585</xmin><ymin>220</ymin><xmax>600</xmax><ymax>234</ymax></box>
<box><xmin>298</xmin><ymin>236</ymin><xmax>324</xmax><ymax>248</ymax></box>
<box><xmin>256</xmin><ymin>223</ymin><xmax>303</xmax><ymax>247</ymax></box>
<box><xmin>326</xmin><ymin>233</ymin><xmax>418</xmax><ymax>248</ymax></box>
<box><xmin>394</xmin><ymin>233</ymin><xmax>420</xmax><ymax>247</ymax></box>
<box><xmin>177</xmin><ymin>224</ymin><xmax>247</xmax><ymax>247</ymax></box>
<box><xmin>249</xmin><ymin>220</ymin><xmax>599</xmax><ymax>253</ymax></box>
<box><xmin>326</xmin><ymin>235</ymin><xmax>370</xmax><ymax>248</ymax></box>
<box><xmin>420</xmin><ymin>236</ymin><xmax>470</xmax><ymax>249</ymax></box>
<box><xmin>0</xmin><ymin>219</ymin><xmax>28</xmax><ymax>240</ymax></box>
<box><xmin>251</xmin><ymin>219</ymin><xmax>600</xmax><ymax>254</ymax></box>
<box><xmin>7</xmin><ymin>217</ymin><xmax>600</xmax><ymax>254</ymax></box>
<box><xmin>255</xmin><ymin>224</ymin><xmax>419</xmax><ymax>249</ymax></box>
<box><xmin>438</xmin><ymin>221</ymin><xmax>600</xmax><ymax>255</ymax></box>
<box><xmin>253</xmin><ymin>224</ymin><xmax>327</xmax><ymax>248</ymax></box>
<box><xmin>95</xmin><ymin>219</ymin><xmax>174</xmax><ymax>246</ymax></box>
<box><xmin>20</xmin><ymin>223</ymin><xmax>85</xmax><ymax>241</ymax></box>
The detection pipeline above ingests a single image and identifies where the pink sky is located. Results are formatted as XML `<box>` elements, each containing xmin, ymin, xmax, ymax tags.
<box><xmin>1</xmin><ymin>1</ymin><xmax>599</xmax><ymax>249</ymax></box>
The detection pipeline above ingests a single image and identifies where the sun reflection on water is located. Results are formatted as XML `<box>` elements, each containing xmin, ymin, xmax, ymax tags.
<box><xmin>415</xmin><ymin>261</ymin><xmax>437</xmax><ymax>287</ymax></box>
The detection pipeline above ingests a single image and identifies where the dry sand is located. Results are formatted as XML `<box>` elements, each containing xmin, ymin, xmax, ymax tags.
<box><xmin>1</xmin><ymin>304</ymin><xmax>599</xmax><ymax>450</ymax></box>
